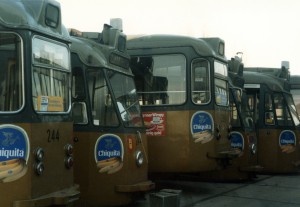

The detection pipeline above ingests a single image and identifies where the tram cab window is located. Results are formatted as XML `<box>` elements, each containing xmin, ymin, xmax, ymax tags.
<box><xmin>264</xmin><ymin>93</ymin><xmax>275</xmax><ymax>125</ymax></box>
<box><xmin>274</xmin><ymin>93</ymin><xmax>293</xmax><ymax>126</ymax></box>
<box><xmin>285</xmin><ymin>93</ymin><xmax>300</xmax><ymax>126</ymax></box>
<box><xmin>191</xmin><ymin>59</ymin><xmax>210</xmax><ymax>104</ymax></box>
<box><xmin>32</xmin><ymin>37</ymin><xmax>70</xmax><ymax>112</ymax></box>
<box><xmin>87</xmin><ymin>70</ymin><xmax>119</xmax><ymax>127</ymax></box>
<box><xmin>0</xmin><ymin>33</ymin><xmax>23</xmax><ymax>112</ymax></box>
<box><xmin>130</xmin><ymin>54</ymin><xmax>186</xmax><ymax>105</ymax></box>
<box><xmin>108</xmin><ymin>70</ymin><xmax>143</xmax><ymax>127</ymax></box>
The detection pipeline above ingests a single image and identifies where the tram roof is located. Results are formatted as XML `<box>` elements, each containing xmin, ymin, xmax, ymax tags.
<box><xmin>127</xmin><ymin>34</ymin><xmax>226</xmax><ymax>60</ymax></box>
<box><xmin>0</xmin><ymin>0</ymin><xmax>69</xmax><ymax>41</ymax></box>
<box><xmin>70</xmin><ymin>36</ymin><xmax>133</xmax><ymax>76</ymax></box>
<box><xmin>243</xmin><ymin>70</ymin><xmax>289</xmax><ymax>92</ymax></box>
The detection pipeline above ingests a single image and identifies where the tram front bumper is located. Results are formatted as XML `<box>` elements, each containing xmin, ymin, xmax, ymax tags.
<box><xmin>115</xmin><ymin>180</ymin><xmax>155</xmax><ymax>193</ymax></box>
<box><xmin>13</xmin><ymin>185</ymin><xmax>80</xmax><ymax>207</ymax></box>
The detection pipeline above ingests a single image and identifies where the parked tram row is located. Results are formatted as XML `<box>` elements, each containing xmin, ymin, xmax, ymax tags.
<box><xmin>1</xmin><ymin>0</ymin><xmax>300</xmax><ymax>207</ymax></box>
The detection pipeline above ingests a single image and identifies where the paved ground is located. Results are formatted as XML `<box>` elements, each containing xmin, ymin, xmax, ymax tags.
<box><xmin>125</xmin><ymin>174</ymin><xmax>300</xmax><ymax>207</ymax></box>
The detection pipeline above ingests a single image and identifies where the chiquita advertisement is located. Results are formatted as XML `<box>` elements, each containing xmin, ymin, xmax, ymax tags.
<box><xmin>0</xmin><ymin>124</ymin><xmax>29</xmax><ymax>182</ymax></box>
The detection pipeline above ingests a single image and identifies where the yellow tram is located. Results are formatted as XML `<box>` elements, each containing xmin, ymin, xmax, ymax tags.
<box><xmin>244</xmin><ymin>63</ymin><xmax>300</xmax><ymax>173</ymax></box>
<box><xmin>226</xmin><ymin>56</ymin><xmax>261</xmax><ymax>179</ymax></box>
<box><xmin>0</xmin><ymin>0</ymin><xmax>79</xmax><ymax>206</ymax></box>
<box><xmin>128</xmin><ymin>35</ymin><xmax>238</xmax><ymax>177</ymax></box>
<box><xmin>70</xmin><ymin>24</ymin><xmax>154</xmax><ymax>206</ymax></box>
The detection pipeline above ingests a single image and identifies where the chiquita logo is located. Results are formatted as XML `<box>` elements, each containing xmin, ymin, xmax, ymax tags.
<box><xmin>190</xmin><ymin>111</ymin><xmax>214</xmax><ymax>144</ymax></box>
<box><xmin>279</xmin><ymin>130</ymin><xmax>296</xmax><ymax>154</ymax></box>
<box><xmin>94</xmin><ymin>134</ymin><xmax>124</xmax><ymax>174</ymax></box>
<box><xmin>230</xmin><ymin>131</ymin><xmax>244</xmax><ymax>155</ymax></box>
<box><xmin>0</xmin><ymin>124</ymin><xmax>29</xmax><ymax>182</ymax></box>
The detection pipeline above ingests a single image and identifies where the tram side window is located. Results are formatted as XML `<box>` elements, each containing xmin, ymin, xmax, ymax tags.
<box><xmin>0</xmin><ymin>33</ymin><xmax>23</xmax><ymax>112</ymax></box>
<box><xmin>274</xmin><ymin>93</ymin><xmax>293</xmax><ymax>126</ymax></box>
<box><xmin>87</xmin><ymin>70</ymin><xmax>119</xmax><ymax>127</ymax></box>
<box><xmin>215</xmin><ymin>78</ymin><xmax>229</xmax><ymax>106</ymax></box>
<box><xmin>130</xmin><ymin>55</ymin><xmax>186</xmax><ymax>105</ymax></box>
<box><xmin>32</xmin><ymin>37</ymin><xmax>70</xmax><ymax>112</ymax></box>
<box><xmin>214</xmin><ymin>61</ymin><xmax>229</xmax><ymax>106</ymax></box>
<box><xmin>191</xmin><ymin>59</ymin><xmax>210</xmax><ymax>104</ymax></box>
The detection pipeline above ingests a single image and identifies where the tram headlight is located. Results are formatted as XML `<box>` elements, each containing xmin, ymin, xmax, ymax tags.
<box><xmin>135</xmin><ymin>150</ymin><xmax>144</xmax><ymax>167</ymax></box>
<box><xmin>65</xmin><ymin>156</ymin><xmax>74</xmax><ymax>169</ymax></box>
<box><xmin>34</xmin><ymin>147</ymin><xmax>45</xmax><ymax>161</ymax></box>
<box><xmin>250</xmin><ymin>143</ymin><xmax>257</xmax><ymax>155</ymax></box>
<box><xmin>64</xmin><ymin>144</ymin><xmax>73</xmax><ymax>155</ymax></box>
<box><xmin>35</xmin><ymin>162</ymin><xmax>45</xmax><ymax>176</ymax></box>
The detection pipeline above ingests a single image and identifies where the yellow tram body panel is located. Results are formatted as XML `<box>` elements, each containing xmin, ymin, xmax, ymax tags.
<box><xmin>0</xmin><ymin>123</ymin><xmax>79</xmax><ymax>207</ymax></box>
<box><xmin>73</xmin><ymin>131</ymin><xmax>154</xmax><ymax>207</ymax></box>
<box><xmin>145</xmin><ymin>109</ymin><xmax>233</xmax><ymax>173</ymax></box>
<box><xmin>257</xmin><ymin>128</ymin><xmax>300</xmax><ymax>173</ymax></box>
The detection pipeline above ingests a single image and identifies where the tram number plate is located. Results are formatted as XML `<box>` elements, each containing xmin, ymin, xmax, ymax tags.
<box><xmin>47</xmin><ymin>129</ymin><xmax>60</xmax><ymax>142</ymax></box>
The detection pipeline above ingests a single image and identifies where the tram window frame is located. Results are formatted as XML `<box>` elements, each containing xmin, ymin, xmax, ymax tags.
<box><xmin>0</xmin><ymin>32</ymin><xmax>24</xmax><ymax>113</ymax></box>
<box><xmin>32</xmin><ymin>36</ymin><xmax>71</xmax><ymax>113</ymax></box>
<box><xmin>130</xmin><ymin>54</ymin><xmax>186</xmax><ymax>106</ymax></box>
<box><xmin>191</xmin><ymin>58</ymin><xmax>210</xmax><ymax>104</ymax></box>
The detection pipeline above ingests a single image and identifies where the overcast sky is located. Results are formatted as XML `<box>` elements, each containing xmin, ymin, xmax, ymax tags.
<box><xmin>59</xmin><ymin>0</ymin><xmax>300</xmax><ymax>75</ymax></box>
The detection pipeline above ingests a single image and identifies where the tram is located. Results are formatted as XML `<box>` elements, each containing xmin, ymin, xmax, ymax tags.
<box><xmin>0</xmin><ymin>0</ymin><xmax>79</xmax><ymax>206</ymax></box>
<box><xmin>128</xmin><ymin>35</ymin><xmax>238</xmax><ymax>177</ymax></box>
<box><xmin>243</xmin><ymin>63</ymin><xmax>300</xmax><ymax>173</ymax></box>
<box><xmin>70</xmin><ymin>23</ymin><xmax>154</xmax><ymax>207</ymax></box>
<box><xmin>226</xmin><ymin>56</ymin><xmax>260</xmax><ymax>179</ymax></box>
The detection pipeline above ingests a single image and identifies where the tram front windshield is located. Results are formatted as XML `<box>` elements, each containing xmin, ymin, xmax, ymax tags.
<box><xmin>108</xmin><ymin>70</ymin><xmax>143</xmax><ymax>127</ymax></box>
<box><xmin>87</xmin><ymin>69</ymin><xmax>143</xmax><ymax>128</ymax></box>
<box><xmin>284</xmin><ymin>93</ymin><xmax>300</xmax><ymax>127</ymax></box>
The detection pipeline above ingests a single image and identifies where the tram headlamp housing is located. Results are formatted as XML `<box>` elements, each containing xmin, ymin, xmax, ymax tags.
<box><xmin>34</xmin><ymin>147</ymin><xmax>44</xmax><ymax>161</ymax></box>
<box><xmin>35</xmin><ymin>162</ymin><xmax>45</xmax><ymax>176</ymax></box>
<box><xmin>135</xmin><ymin>150</ymin><xmax>144</xmax><ymax>167</ymax></box>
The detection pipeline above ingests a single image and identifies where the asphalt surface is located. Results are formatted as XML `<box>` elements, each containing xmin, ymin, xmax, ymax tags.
<box><xmin>125</xmin><ymin>174</ymin><xmax>300</xmax><ymax>207</ymax></box>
